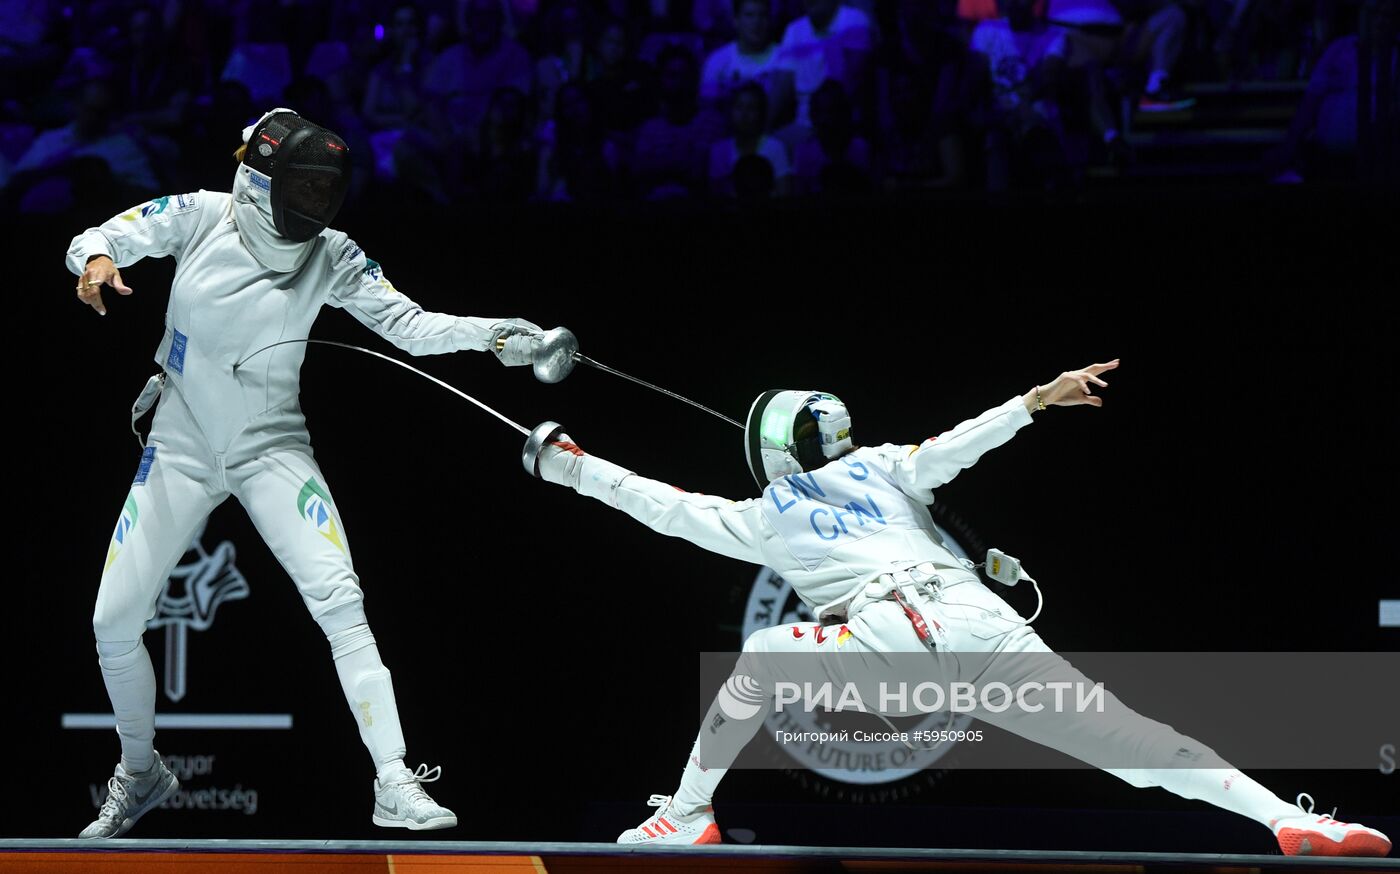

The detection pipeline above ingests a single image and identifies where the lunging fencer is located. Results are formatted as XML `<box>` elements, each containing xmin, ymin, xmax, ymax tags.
<box><xmin>67</xmin><ymin>108</ymin><xmax>562</xmax><ymax>837</ymax></box>
<box><xmin>524</xmin><ymin>360</ymin><xmax>1391</xmax><ymax>858</ymax></box>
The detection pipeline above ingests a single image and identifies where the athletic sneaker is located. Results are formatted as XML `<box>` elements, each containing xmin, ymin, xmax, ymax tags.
<box><xmin>1138</xmin><ymin>84</ymin><xmax>1196</xmax><ymax>112</ymax></box>
<box><xmin>1271</xmin><ymin>793</ymin><xmax>1391</xmax><ymax>857</ymax></box>
<box><xmin>617</xmin><ymin>794</ymin><xmax>721</xmax><ymax>845</ymax></box>
<box><xmin>372</xmin><ymin>764</ymin><xmax>457</xmax><ymax>830</ymax></box>
<box><xmin>79</xmin><ymin>753</ymin><xmax>180</xmax><ymax>838</ymax></box>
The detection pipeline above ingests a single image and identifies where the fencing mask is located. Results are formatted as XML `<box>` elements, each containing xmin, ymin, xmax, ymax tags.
<box><xmin>240</xmin><ymin>110</ymin><xmax>351</xmax><ymax>242</ymax></box>
<box><xmin>744</xmin><ymin>390</ymin><xmax>853</xmax><ymax>487</ymax></box>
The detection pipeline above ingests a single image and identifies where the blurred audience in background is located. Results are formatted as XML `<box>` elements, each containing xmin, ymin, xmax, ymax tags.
<box><xmin>0</xmin><ymin>0</ymin><xmax>1394</xmax><ymax>210</ymax></box>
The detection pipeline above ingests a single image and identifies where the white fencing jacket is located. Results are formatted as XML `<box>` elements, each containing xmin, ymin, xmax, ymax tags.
<box><xmin>571</xmin><ymin>397</ymin><xmax>1034</xmax><ymax>619</ymax></box>
<box><xmin>66</xmin><ymin>189</ymin><xmax>510</xmax><ymax>452</ymax></box>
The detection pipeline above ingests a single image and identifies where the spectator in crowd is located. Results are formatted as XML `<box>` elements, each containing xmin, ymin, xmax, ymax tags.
<box><xmin>879</xmin><ymin>66</ymin><xmax>968</xmax><ymax>189</ymax></box>
<box><xmin>586</xmin><ymin>19</ymin><xmax>655</xmax><ymax>133</ymax></box>
<box><xmin>776</xmin><ymin>0</ymin><xmax>878</xmax><ymax>132</ymax></box>
<box><xmin>972</xmin><ymin>0</ymin><xmax>1073</xmax><ymax>189</ymax></box>
<box><xmin>534</xmin><ymin>0</ymin><xmax>594</xmax><ymax>124</ymax></box>
<box><xmin>50</xmin><ymin>44</ymin><xmax>120</xmax><ymax>109</ymax></box>
<box><xmin>12</xmin><ymin>78</ymin><xmax>159</xmax><ymax>199</ymax></box>
<box><xmin>115</xmin><ymin>5</ymin><xmax>194</xmax><ymax>136</ymax></box>
<box><xmin>363</xmin><ymin>5</ymin><xmax>436</xmax><ymax>132</ymax></box>
<box><xmin>1046</xmin><ymin>0</ymin><xmax>1194</xmax><ymax>111</ymax></box>
<box><xmin>460</xmin><ymin>0</ymin><xmax>538</xmax><ymax>45</ymax></box>
<box><xmin>0</xmin><ymin>0</ymin><xmax>64</xmax><ymax>103</ymax></box>
<box><xmin>701</xmin><ymin>0</ymin><xmax>795</xmax><ymax>126</ymax></box>
<box><xmin>794</xmin><ymin>78</ymin><xmax>872</xmax><ymax>192</ymax></box>
<box><xmin>709</xmin><ymin>81</ymin><xmax>793</xmax><ymax>195</ymax></box>
<box><xmin>733</xmin><ymin>151</ymin><xmax>777</xmax><ymax>198</ymax></box>
<box><xmin>173</xmin><ymin>79</ymin><xmax>253</xmax><ymax>191</ymax></box>
<box><xmin>417</xmin><ymin>1</ymin><xmax>461</xmax><ymax>56</ymax></box>
<box><xmin>693</xmin><ymin>0</ymin><xmax>740</xmax><ymax>50</ymax></box>
<box><xmin>633</xmin><ymin>45</ymin><xmax>727</xmax><ymax>197</ymax></box>
<box><xmin>892</xmin><ymin>0</ymin><xmax>988</xmax><ymax>171</ymax></box>
<box><xmin>220</xmin><ymin>0</ymin><xmax>297</xmax><ymax>106</ymax></box>
<box><xmin>284</xmin><ymin>75</ymin><xmax>375</xmax><ymax>201</ymax></box>
<box><xmin>466</xmin><ymin>85</ymin><xmax>537</xmax><ymax>201</ymax></box>
<box><xmin>1266</xmin><ymin>0</ymin><xmax>1395</xmax><ymax>184</ymax></box>
<box><xmin>426</xmin><ymin>0</ymin><xmax>534</xmax><ymax>149</ymax></box>
<box><xmin>592</xmin><ymin>0</ymin><xmax>693</xmax><ymax>39</ymax></box>
<box><xmin>538</xmin><ymin>80</ymin><xmax>623</xmax><ymax>200</ymax></box>
<box><xmin>1215</xmin><ymin>0</ymin><xmax>1364</xmax><ymax>79</ymax></box>
<box><xmin>363</xmin><ymin>5</ymin><xmax>440</xmax><ymax>183</ymax></box>
<box><xmin>1213</xmin><ymin>0</ymin><xmax>1310</xmax><ymax>80</ymax></box>
<box><xmin>0</xmin><ymin>0</ymin><xmax>1383</xmax><ymax>207</ymax></box>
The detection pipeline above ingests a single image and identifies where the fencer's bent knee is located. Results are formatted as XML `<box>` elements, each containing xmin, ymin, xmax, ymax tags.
<box><xmin>742</xmin><ymin>627</ymin><xmax>784</xmax><ymax>654</ymax></box>
<box><xmin>93</xmin><ymin>600</ymin><xmax>151</xmax><ymax>644</ymax></box>
<box><xmin>327</xmin><ymin>622</ymin><xmax>377</xmax><ymax>659</ymax></box>
<box><xmin>96</xmin><ymin>638</ymin><xmax>141</xmax><ymax>660</ymax></box>
<box><xmin>317</xmin><ymin>602</ymin><xmax>369</xmax><ymax>638</ymax></box>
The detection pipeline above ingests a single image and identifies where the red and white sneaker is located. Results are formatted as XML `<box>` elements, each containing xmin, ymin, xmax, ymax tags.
<box><xmin>1271</xmin><ymin>793</ymin><xmax>1391</xmax><ymax>857</ymax></box>
<box><xmin>616</xmin><ymin>794</ymin><xmax>721</xmax><ymax>845</ymax></box>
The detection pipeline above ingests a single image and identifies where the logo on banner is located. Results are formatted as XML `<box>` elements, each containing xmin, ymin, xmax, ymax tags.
<box><xmin>147</xmin><ymin>520</ymin><xmax>249</xmax><ymax>702</ymax></box>
<box><xmin>69</xmin><ymin>519</ymin><xmax>289</xmax><ymax>821</ymax></box>
<box><xmin>76</xmin><ymin>522</ymin><xmax>268</xmax><ymax>820</ymax></box>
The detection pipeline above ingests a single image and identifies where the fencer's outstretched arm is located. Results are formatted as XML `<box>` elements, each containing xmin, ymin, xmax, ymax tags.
<box><xmin>534</xmin><ymin>439</ymin><xmax>767</xmax><ymax>565</ymax></box>
<box><xmin>66</xmin><ymin>192</ymin><xmax>205</xmax><ymax>315</ymax></box>
<box><xmin>885</xmin><ymin>360</ymin><xmax>1119</xmax><ymax>502</ymax></box>
<box><xmin>325</xmin><ymin>237</ymin><xmax>541</xmax><ymax>359</ymax></box>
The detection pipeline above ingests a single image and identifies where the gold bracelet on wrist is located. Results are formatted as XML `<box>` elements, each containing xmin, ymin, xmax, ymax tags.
<box><xmin>1035</xmin><ymin>386</ymin><xmax>1045</xmax><ymax>411</ymax></box>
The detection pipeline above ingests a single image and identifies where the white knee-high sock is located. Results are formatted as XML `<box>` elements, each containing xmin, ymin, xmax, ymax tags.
<box><xmin>97</xmin><ymin>638</ymin><xmax>157</xmax><ymax>774</ymax></box>
<box><xmin>672</xmin><ymin>675</ymin><xmax>771</xmax><ymax>818</ymax></box>
<box><xmin>673</xmin><ymin>739</ymin><xmax>728</xmax><ymax>818</ymax></box>
<box><xmin>328</xmin><ymin>624</ymin><xmax>408</xmax><ymax>782</ymax></box>
<box><xmin>1147</xmin><ymin>767</ymin><xmax>1299</xmax><ymax>827</ymax></box>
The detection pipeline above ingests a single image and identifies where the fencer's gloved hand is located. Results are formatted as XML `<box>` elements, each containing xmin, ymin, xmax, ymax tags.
<box><xmin>537</xmin><ymin>434</ymin><xmax>587</xmax><ymax>488</ymax></box>
<box><xmin>490</xmin><ymin>318</ymin><xmax>543</xmax><ymax>367</ymax></box>
<box><xmin>524</xmin><ymin>421</ymin><xmax>634</xmax><ymax>505</ymax></box>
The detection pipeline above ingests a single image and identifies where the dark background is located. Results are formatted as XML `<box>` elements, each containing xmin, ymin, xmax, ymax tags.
<box><xmin>9</xmin><ymin>185</ymin><xmax>1399</xmax><ymax>848</ymax></box>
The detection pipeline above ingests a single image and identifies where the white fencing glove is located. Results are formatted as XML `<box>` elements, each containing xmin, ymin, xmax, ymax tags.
<box><xmin>537</xmin><ymin>433</ymin><xmax>588</xmax><ymax>488</ymax></box>
<box><xmin>524</xmin><ymin>422</ymin><xmax>634</xmax><ymax>506</ymax></box>
<box><xmin>491</xmin><ymin>318</ymin><xmax>543</xmax><ymax>367</ymax></box>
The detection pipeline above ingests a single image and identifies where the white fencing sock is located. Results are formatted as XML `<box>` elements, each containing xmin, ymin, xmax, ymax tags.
<box><xmin>1150</xmin><ymin>767</ymin><xmax>1299</xmax><ymax>827</ymax></box>
<box><xmin>328</xmin><ymin>624</ymin><xmax>408</xmax><ymax>782</ymax></box>
<box><xmin>96</xmin><ymin>638</ymin><xmax>157</xmax><ymax>774</ymax></box>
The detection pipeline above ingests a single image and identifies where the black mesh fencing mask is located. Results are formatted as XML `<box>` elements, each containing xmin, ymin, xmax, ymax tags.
<box><xmin>242</xmin><ymin>112</ymin><xmax>351</xmax><ymax>242</ymax></box>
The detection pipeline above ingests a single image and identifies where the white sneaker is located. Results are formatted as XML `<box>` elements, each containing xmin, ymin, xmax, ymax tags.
<box><xmin>1271</xmin><ymin>793</ymin><xmax>1391</xmax><ymax>857</ymax></box>
<box><xmin>616</xmin><ymin>794</ymin><xmax>720</xmax><ymax>845</ymax></box>
<box><xmin>372</xmin><ymin>764</ymin><xmax>457</xmax><ymax>830</ymax></box>
<box><xmin>80</xmin><ymin>753</ymin><xmax>180</xmax><ymax>838</ymax></box>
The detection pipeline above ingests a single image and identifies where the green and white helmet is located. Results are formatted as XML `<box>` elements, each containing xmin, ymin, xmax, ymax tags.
<box><xmin>744</xmin><ymin>390</ymin><xmax>853</xmax><ymax>487</ymax></box>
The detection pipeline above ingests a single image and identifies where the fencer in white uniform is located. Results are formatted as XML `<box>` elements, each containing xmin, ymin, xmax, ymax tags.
<box><xmin>526</xmin><ymin>361</ymin><xmax>1392</xmax><ymax>858</ymax></box>
<box><xmin>68</xmin><ymin>109</ymin><xmax>552</xmax><ymax>838</ymax></box>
